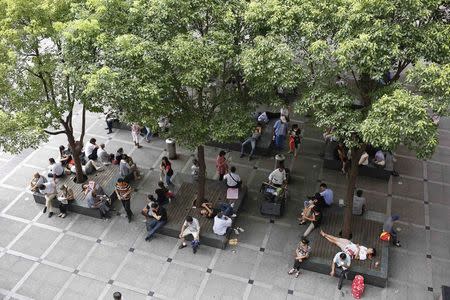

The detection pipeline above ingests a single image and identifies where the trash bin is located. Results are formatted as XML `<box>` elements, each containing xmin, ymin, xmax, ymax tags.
<box><xmin>274</xmin><ymin>154</ymin><xmax>285</xmax><ymax>169</ymax></box>
<box><xmin>166</xmin><ymin>138</ymin><xmax>177</xmax><ymax>159</ymax></box>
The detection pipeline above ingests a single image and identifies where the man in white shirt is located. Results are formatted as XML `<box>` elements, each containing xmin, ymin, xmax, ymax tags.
<box><xmin>29</xmin><ymin>172</ymin><xmax>47</xmax><ymax>192</ymax></box>
<box><xmin>38</xmin><ymin>180</ymin><xmax>57</xmax><ymax>218</ymax></box>
<box><xmin>213</xmin><ymin>213</ymin><xmax>232</xmax><ymax>236</ymax></box>
<box><xmin>330</xmin><ymin>252</ymin><xmax>351</xmax><ymax>290</ymax></box>
<box><xmin>223</xmin><ymin>166</ymin><xmax>242</xmax><ymax>188</ymax></box>
<box><xmin>179</xmin><ymin>216</ymin><xmax>201</xmax><ymax>253</ymax></box>
<box><xmin>85</xmin><ymin>138</ymin><xmax>99</xmax><ymax>160</ymax></box>
<box><xmin>47</xmin><ymin>158</ymin><xmax>64</xmax><ymax>178</ymax></box>
<box><xmin>268</xmin><ymin>167</ymin><xmax>287</xmax><ymax>187</ymax></box>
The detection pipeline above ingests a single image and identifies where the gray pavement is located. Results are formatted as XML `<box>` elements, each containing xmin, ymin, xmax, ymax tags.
<box><xmin>0</xmin><ymin>110</ymin><xmax>449</xmax><ymax>300</ymax></box>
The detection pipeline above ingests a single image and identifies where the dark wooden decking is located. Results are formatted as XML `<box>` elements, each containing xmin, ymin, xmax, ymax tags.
<box><xmin>301</xmin><ymin>207</ymin><xmax>389</xmax><ymax>287</ymax></box>
<box><xmin>158</xmin><ymin>180</ymin><xmax>247</xmax><ymax>249</ymax></box>
<box><xmin>33</xmin><ymin>164</ymin><xmax>121</xmax><ymax>218</ymax></box>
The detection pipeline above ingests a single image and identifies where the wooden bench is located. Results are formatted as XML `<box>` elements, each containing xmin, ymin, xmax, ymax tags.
<box><xmin>158</xmin><ymin>180</ymin><xmax>247</xmax><ymax>249</ymax></box>
<box><xmin>323</xmin><ymin>141</ymin><xmax>393</xmax><ymax>180</ymax></box>
<box><xmin>300</xmin><ymin>206</ymin><xmax>389</xmax><ymax>287</ymax></box>
<box><xmin>33</xmin><ymin>165</ymin><xmax>121</xmax><ymax>219</ymax></box>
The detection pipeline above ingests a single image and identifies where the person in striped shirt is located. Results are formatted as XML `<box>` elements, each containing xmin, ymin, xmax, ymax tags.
<box><xmin>115</xmin><ymin>178</ymin><xmax>133</xmax><ymax>222</ymax></box>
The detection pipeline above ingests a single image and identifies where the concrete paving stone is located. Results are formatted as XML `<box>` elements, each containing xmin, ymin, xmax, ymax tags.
<box><xmin>438</xmin><ymin>130</ymin><xmax>450</xmax><ymax>147</ymax></box>
<box><xmin>396</xmin><ymin>225</ymin><xmax>427</xmax><ymax>254</ymax></box>
<box><xmin>165</xmin><ymin>153</ymin><xmax>193</xmax><ymax>174</ymax></box>
<box><xmin>431</xmin><ymin>259</ymin><xmax>450</xmax><ymax>294</ymax></box>
<box><xmin>137</xmin><ymin>170</ymin><xmax>162</xmax><ymax>194</ymax></box>
<box><xmin>386</xmin><ymin>280</ymin><xmax>433</xmax><ymax>300</ymax></box>
<box><xmin>134</xmin><ymin>232</ymin><xmax>178</xmax><ymax>258</ymax></box>
<box><xmin>394</xmin><ymin>156</ymin><xmax>423</xmax><ymax>178</ymax></box>
<box><xmin>427</xmin><ymin>161</ymin><xmax>450</xmax><ymax>183</ymax></box>
<box><xmin>47</xmin><ymin>133</ymin><xmax>71</xmax><ymax>147</ymax></box>
<box><xmin>199</xmin><ymin>274</ymin><xmax>247</xmax><ymax>300</ymax></box>
<box><xmin>35</xmin><ymin>209</ymin><xmax>75</xmax><ymax>229</ymax></box>
<box><xmin>172</xmin><ymin>243</ymin><xmax>216</xmax><ymax>269</ymax></box>
<box><xmin>302</xmin><ymin>125</ymin><xmax>324</xmax><ymax>139</ymax></box>
<box><xmin>292</xmin><ymin>267</ymin><xmax>340</xmax><ymax>298</ymax></box>
<box><xmin>362</xmin><ymin>191</ymin><xmax>388</xmax><ymax>214</ymax></box>
<box><xmin>233</xmin><ymin>217</ymin><xmax>269</xmax><ymax>248</ymax></box>
<box><xmin>45</xmin><ymin>235</ymin><xmax>95</xmax><ymax>269</ymax></box>
<box><xmin>0</xmin><ymin>187</ymin><xmax>22</xmax><ymax>212</ymax></box>
<box><xmin>105</xmin><ymin>285</ymin><xmax>147</xmax><ymax>300</ymax></box>
<box><xmin>300</xmin><ymin>139</ymin><xmax>325</xmax><ymax>157</ymax></box>
<box><xmin>253</xmin><ymin>253</ymin><xmax>292</xmax><ymax>289</ymax></box>
<box><xmin>395</xmin><ymin>144</ymin><xmax>418</xmax><ymax>158</ymax></box>
<box><xmin>388</xmin><ymin>249</ymin><xmax>432</xmax><ymax>287</ymax></box>
<box><xmin>2</xmin><ymin>165</ymin><xmax>42</xmax><ymax>189</ymax></box>
<box><xmin>248</xmin><ymin>286</ymin><xmax>294</xmax><ymax>300</ymax></box>
<box><xmin>155</xmin><ymin>263</ymin><xmax>204</xmax><ymax>299</ymax></box>
<box><xmin>429</xmin><ymin>203</ymin><xmax>450</xmax><ymax>231</ymax></box>
<box><xmin>5</xmin><ymin>193</ymin><xmax>41</xmax><ymax>221</ymax></box>
<box><xmin>430</xmin><ymin>230</ymin><xmax>450</xmax><ymax>260</ymax></box>
<box><xmin>291</xmin><ymin>156</ymin><xmax>322</xmax><ymax>178</ymax></box>
<box><xmin>239</xmin><ymin>190</ymin><xmax>261</xmax><ymax>215</ymax></box>
<box><xmin>255</xmin><ymin>155</ymin><xmax>280</xmax><ymax>172</ymax></box>
<box><xmin>0</xmin><ymin>216</ymin><xmax>27</xmax><ymax>247</ymax></box>
<box><xmin>23</xmin><ymin>147</ymin><xmax>59</xmax><ymax>169</ymax></box>
<box><xmin>0</xmin><ymin>150</ymin><xmax>15</xmax><ymax>160</ymax></box>
<box><xmin>110</xmin><ymin>129</ymin><xmax>137</xmax><ymax>146</ymax></box>
<box><xmin>59</xmin><ymin>275</ymin><xmax>105</xmax><ymax>300</ymax></box>
<box><xmin>226</xmin><ymin>151</ymin><xmax>258</xmax><ymax>168</ymax></box>
<box><xmin>439</xmin><ymin>117</ymin><xmax>450</xmax><ymax>130</ymax></box>
<box><xmin>104</xmin><ymin>140</ymin><xmax>134</xmax><ymax>157</ymax></box>
<box><xmin>213</xmin><ymin>246</ymin><xmax>258</xmax><ymax>279</ymax></box>
<box><xmin>102</xmin><ymin>217</ymin><xmax>143</xmax><ymax>248</ymax></box>
<box><xmin>430</xmin><ymin>146</ymin><xmax>450</xmax><ymax>164</ymax></box>
<box><xmin>10</xmin><ymin>225</ymin><xmax>60</xmax><ymax>258</ymax></box>
<box><xmin>391</xmin><ymin>197</ymin><xmax>425</xmax><ymax>226</ymax></box>
<box><xmin>249</xmin><ymin>169</ymin><xmax>273</xmax><ymax>189</ymax></box>
<box><xmin>356</xmin><ymin>176</ymin><xmax>389</xmax><ymax>195</ymax></box>
<box><xmin>68</xmin><ymin>214</ymin><xmax>113</xmax><ymax>238</ymax></box>
<box><xmin>392</xmin><ymin>177</ymin><xmax>424</xmax><ymax>201</ymax></box>
<box><xmin>265</xmin><ymin>224</ymin><xmax>300</xmax><ymax>256</ymax></box>
<box><xmin>80</xmin><ymin>244</ymin><xmax>129</xmax><ymax>281</ymax></box>
<box><xmin>86</xmin><ymin>119</ymin><xmax>114</xmax><ymax>137</ymax></box>
<box><xmin>128</xmin><ymin>147</ymin><xmax>163</xmax><ymax>169</ymax></box>
<box><xmin>0</xmin><ymin>253</ymin><xmax>35</xmax><ymax>290</ymax></box>
<box><xmin>17</xmin><ymin>263</ymin><xmax>72</xmax><ymax>300</ymax></box>
<box><xmin>321</xmin><ymin>168</ymin><xmax>349</xmax><ymax>188</ymax></box>
<box><xmin>115</xmin><ymin>252</ymin><xmax>165</xmax><ymax>291</ymax></box>
<box><xmin>281</xmin><ymin>199</ymin><xmax>308</xmax><ymax>227</ymax></box>
<box><xmin>427</xmin><ymin>182</ymin><xmax>450</xmax><ymax>206</ymax></box>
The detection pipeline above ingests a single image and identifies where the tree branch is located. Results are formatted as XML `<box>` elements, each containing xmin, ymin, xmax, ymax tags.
<box><xmin>44</xmin><ymin>129</ymin><xmax>66</xmax><ymax>135</ymax></box>
<box><xmin>79</xmin><ymin>104</ymin><xmax>86</xmax><ymax>144</ymax></box>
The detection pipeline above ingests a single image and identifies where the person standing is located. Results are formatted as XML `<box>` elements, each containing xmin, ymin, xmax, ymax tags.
<box><xmin>38</xmin><ymin>180</ymin><xmax>57</xmax><ymax>218</ymax></box>
<box><xmin>352</xmin><ymin>189</ymin><xmax>366</xmax><ymax>215</ymax></box>
<box><xmin>160</xmin><ymin>156</ymin><xmax>174</xmax><ymax>186</ymax></box>
<box><xmin>131</xmin><ymin>123</ymin><xmax>143</xmax><ymax>148</ymax></box>
<box><xmin>105</xmin><ymin>110</ymin><xmax>116</xmax><ymax>134</ymax></box>
<box><xmin>288</xmin><ymin>124</ymin><xmax>301</xmax><ymax>157</ymax></box>
<box><xmin>178</xmin><ymin>216</ymin><xmax>201</xmax><ymax>253</ymax></box>
<box><xmin>273</xmin><ymin>116</ymin><xmax>288</xmax><ymax>150</ymax></box>
<box><xmin>383</xmin><ymin>215</ymin><xmax>401</xmax><ymax>247</ymax></box>
<box><xmin>216</xmin><ymin>151</ymin><xmax>228</xmax><ymax>181</ymax></box>
<box><xmin>145</xmin><ymin>202</ymin><xmax>168</xmax><ymax>241</ymax></box>
<box><xmin>330</xmin><ymin>252</ymin><xmax>351</xmax><ymax>290</ymax></box>
<box><xmin>288</xmin><ymin>238</ymin><xmax>311</xmax><ymax>278</ymax></box>
<box><xmin>240</xmin><ymin>124</ymin><xmax>262</xmax><ymax>161</ymax></box>
<box><xmin>57</xmin><ymin>184</ymin><xmax>74</xmax><ymax>218</ymax></box>
<box><xmin>115</xmin><ymin>178</ymin><xmax>133</xmax><ymax>222</ymax></box>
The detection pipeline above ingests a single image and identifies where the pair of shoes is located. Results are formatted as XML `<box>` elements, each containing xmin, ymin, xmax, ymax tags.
<box><xmin>234</xmin><ymin>229</ymin><xmax>240</xmax><ymax>235</ymax></box>
<box><xmin>394</xmin><ymin>241</ymin><xmax>401</xmax><ymax>247</ymax></box>
<box><xmin>48</xmin><ymin>212</ymin><xmax>53</xmax><ymax>218</ymax></box>
<box><xmin>288</xmin><ymin>268</ymin><xmax>296</xmax><ymax>275</ymax></box>
<box><xmin>128</xmin><ymin>216</ymin><xmax>132</xmax><ymax>223</ymax></box>
<box><xmin>61</xmin><ymin>214</ymin><xmax>66</xmax><ymax>218</ymax></box>
<box><xmin>145</xmin><ymin>236</ymin><xmax>151</xmax><ymax>242</ymax></box>
<box><xmin>58</xmin><ymin>213</ymin><xmax>63</xmax><ymax>217</ymax></box>
<box><xmin>231</xmin><ymin>214</ymin><xmax>237</xmax><ymax>218</ymax></box>
<box><xmin>137</xmin><ymin>145</ymin><xmax>143</xmax><ymax>148</ymax></box>
<box><xmin>236</xmin><ymin>227</ymin><xmax>244</xmax><ymax>232</ymax></box>
<box><xmin>43</xmin><ymin>207</ymin><xmax>47</xmax><ymax>214</ymax></box>
<box><xmin>107</xmin><ymin>131</ymin><xmax>112</xmax><ymax>134</ymax></box>
<box><xmin>179</xmin><ymin>243</ymin><xmax>187</xmax><ymax>249</ymax></box>
<box><xmin>295</xmin><ymin>271</ymin><xmax>300</xmax><ymax>278</ymax></box>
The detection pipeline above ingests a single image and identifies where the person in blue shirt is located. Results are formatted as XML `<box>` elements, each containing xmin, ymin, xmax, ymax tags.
<box><xmin>319</xmin><ymin>183</ymin><xmax>334</xmax><ymax>206</ymax></box>
<box><xmin>273</xmin><ymin>116</ymin><xmax>288</xmax><ymax>149</ymax></box>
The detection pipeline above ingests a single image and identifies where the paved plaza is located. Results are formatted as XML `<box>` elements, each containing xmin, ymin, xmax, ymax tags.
<box><xmin>0</xmin><ymin>109</ymin><xmax>449</xmax><ymax>300</ymax></box>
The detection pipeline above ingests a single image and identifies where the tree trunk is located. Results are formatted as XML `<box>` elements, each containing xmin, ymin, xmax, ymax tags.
<box><xmin>196</xmin><ymin>145</ymin><xmax>206</xmax><ymax>207</ymax></box>
<box><xmin>67</xmin><ymin>132</ymin><xmax>85</xmax><ymax>184</ymax></box>
<box><xmin>342</xmin><ymin>147</ymin><xmax>363</xmax><ymax>238</ymax></box>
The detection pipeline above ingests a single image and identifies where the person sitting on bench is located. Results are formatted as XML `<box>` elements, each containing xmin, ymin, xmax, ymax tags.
<box><xmin>178</xmin><ymin>216</ymin><xmax>201</xmax><ymax>254</ymax></box>
<box><xmin>268</xmin><ymin>165</ymin><xmax>287</xmax><ymax>187</ymax></box>
<box><xmin>373</xmin><ymin>150</ymin><xmax>386</xmax><ymax>167</ymax></box>
<box><xmin>299</xmin><ymin>193</ymin><xmax>325</xmax><ymax>225</ymax></box>
<box><xmin>320</xmin><ymin>230</ymin><xmax>376</xmax><ymax>261</ymax></box>
<box><xmin>120</xmin><ymin>154</ymin><xmax>141</xmax><ymax>182</ymax></box>
<box><xmin>145</xmin><ymin>202</ymin><xmax>168</xmax><ymax>241</ymax></box>
<box><xmin>288</xmin><ymin>238</ymin><xmax>311</xmax><ymax>278</ymax></box>
<box><xmin>223</xmin><ymin>166</ymin><xmax>242</xmax><ymax>188</ymax></box>
<box><xmin>213</xmin><ymin>212</ymin><xmax>233</xmax><ymax>236</ymax></box>
<box><xmin>58</xmin><ymin>145</ymin><xmax>72</xmax><ymax>166</ymax></box>
<box><xmin>68</xmin><ymin>159</ymin><xmax>102</xmax><ymax>175</ymax></box>
<box><xmin>200</xmin><ymin>202</ymin><xmax>234</xmax><ymax>218</ymax></box>
<box><xmin>86</xmin><ymin>189</ymin><xmax>110</xmax><ymax>219</ymax></box>
<box><xmin>30</xmin><ymin>172</ymin><xmax>47</xmax><ymax>192</ymax></box>
<box><xmin>47</xmin><ymin>158</ymin><xmax>64</xmax><ymax>178</ymax></box>
<box><xmin>85</xmin><ymin>138</ymin><xmax>99</xmax><ymax>160</ymax></box>
<box><xmin>97</xmin><ymin>143</ymin><xmax>114</xmax><ymax>165</ymax></box>
<box><xmin>330</xmin><ymin>252</ymin><xmax>351</xmax><ymax>290</ymax></box>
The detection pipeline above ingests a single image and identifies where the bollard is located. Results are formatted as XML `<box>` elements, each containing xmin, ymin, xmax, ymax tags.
<box><xmin>166</xmin><ymin>138</ymin><xmax>177</xmax><ymax>159</ymax></box>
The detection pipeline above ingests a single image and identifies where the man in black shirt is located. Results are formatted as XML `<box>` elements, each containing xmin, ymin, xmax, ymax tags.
<box><xmin>145</xmin><ymin>202</ymin><xmax>168</xmax><ymax>241</ymax></box>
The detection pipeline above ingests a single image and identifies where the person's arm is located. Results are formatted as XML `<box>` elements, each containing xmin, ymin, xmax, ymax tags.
<box><xmin>152</xmin><ymin>211</ymin><xmax>162</xmax><ymax>220</ymax></box>
<box><xmin>179</xmin><ymin>223</ymin><xmax>186</xmax><ymax>237</ymax></box>
<box><xmin>330</xmin><ymin>260</ymin><xmax>336</xmax><ymax>276</ymax></box>
<box><xmin>304</xmin><ymin>212</ymin><xmax>316</xmax><ymax>222</ymax></box>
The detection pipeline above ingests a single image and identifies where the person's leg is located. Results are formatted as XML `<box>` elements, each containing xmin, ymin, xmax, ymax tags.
<box><xmin>106</xmin><ymin>120</ymin><xmax>113</xmax><ymax>133</ymax></box>
<box><xmin>121</xmin><ymin>200</ymin><xmax>132</xmax><ymax>220</ymax></box>
<box><xmin>147</xmin><ymin>221</ymin><xmax>166</xmax><ymax>239</ymax></box>
<box><xmin>337</xmin><ymin>266</ymin><xmax>345</xmax><ymax>290</ymax></box>
<box><xmin>84</xmin><ymin>160</ymin><xmax>95</xmax><ymax>174</ymax></box>
<box><xmin>165</xmin><ymin>174</ymin><xmax>172</xmax><ymax>186</ymax></box>
<box><xmin>240</xmin><ymin>138</ymin><xmax>251</xmax><ymax>157</ymax></box>
<box><xmin>145</xmin><ymin>127</ymin><xmax>152</xmax><ymax>142</ymax></box>
<box><xmin>45</xmin><ymin>194</ymin><xmax>56</xmax><ymax>216</ymax></box>
<box><xmin>303</xmin><ymin>223</ymin><xmax>315</xmax><ymax>237</ymax></box>
<box><xmin>293</xmin><ymin>259</ymin><xmax>302</xmax><ymax>271</ymax></box>
<box><xmin>249</xmin><ymin>139</ymin><xmax>256</xmax><ymax>158</ymax></box>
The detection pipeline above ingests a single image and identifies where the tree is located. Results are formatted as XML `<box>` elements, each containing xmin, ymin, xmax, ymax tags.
<box><xmin>0</xmin><ymin>0</ymin><xmax>106</xmax><ymax>183</ymax></box>
<box><xmin>243</xmin><ymin>0</ymin><xmax>450</xmax><ymax>237</ymax></box>
<box><xmin>80</xmin><ymin>0</ymin><xmax>257</xmax><ymax>205</ymax></box>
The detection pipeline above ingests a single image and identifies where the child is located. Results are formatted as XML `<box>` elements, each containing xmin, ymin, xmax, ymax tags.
<box><xmin>288</xmin><ymin>124</ymin><xmax>301</xmax><ymax>157</ymax></box>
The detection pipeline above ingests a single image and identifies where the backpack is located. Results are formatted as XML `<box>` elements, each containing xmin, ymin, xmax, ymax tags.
<box><xmin>352</xmin><ymin>275</ymin><xmax>365</xmax><ymax>299</ymax></box>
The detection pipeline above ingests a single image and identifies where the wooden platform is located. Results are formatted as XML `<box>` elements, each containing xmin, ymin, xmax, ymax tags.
<box><xmin>158</xmin><ymin>180</ymin><xmax>247</xmax><ymax>249</ymax></box>
<box><xmin>301</xmin><ymin>207</ymin><xmax>389</xmax><ymax>287</ymax></box>
<box><xmin>33</xmin><ymin>164</ymin><xmax>121</xmax><ymax>218</ymax></box>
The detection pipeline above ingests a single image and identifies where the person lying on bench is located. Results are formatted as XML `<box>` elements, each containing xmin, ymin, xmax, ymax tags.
<box><xmin>68</xmin><ymin>159</ymin><xmax>103</xmax><ymax>175</ymax></box>
<box><xmin>200</xmin><ymin>202</ymin><xmax>234</xmax><ymax>218</ymax></box>
<box><xmin>320</xmin><ymin>230</ymin><xmax>376</xmax><ymax>261</ymax></box>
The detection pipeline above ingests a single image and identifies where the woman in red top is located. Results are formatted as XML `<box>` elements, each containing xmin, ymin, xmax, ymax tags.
<box><xmin>216</xmin><ymin>150</ymin><xmax>228</xmax><ymax>181</ymax></box>
<box><xmin>160</xmin><ymin>156</ymin><xmax>174</xmax><ymax>186</ymax></box>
